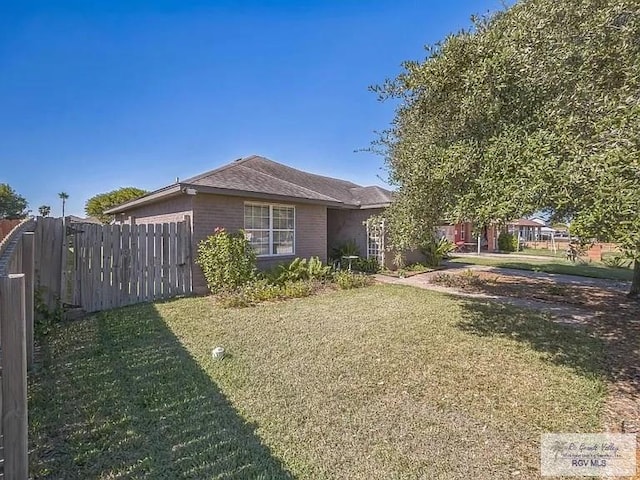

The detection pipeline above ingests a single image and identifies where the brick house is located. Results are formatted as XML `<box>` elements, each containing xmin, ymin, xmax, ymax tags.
<box><xmin>106</xmin><ymin>155</ymin><xmax>395</xmax><ymax>293</ymax></box>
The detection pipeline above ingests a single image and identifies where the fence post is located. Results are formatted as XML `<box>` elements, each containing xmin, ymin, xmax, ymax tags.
<box><xmin>0</xmin><ymin>273</ymin><xmax>29</xmax><ymax>479</ymax></box>
<box><xmin>22</xmin><ymin>232</ymin><xmax>35</xmax><ymax>370</ymax></box>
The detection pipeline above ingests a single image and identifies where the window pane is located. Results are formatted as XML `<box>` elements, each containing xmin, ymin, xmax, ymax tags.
<box><xmin>273</xmin><ymin>206</ymin><xmax>294</xmax><ymax>230</ymax></box>
<box><xmin>246</xmin><ymin>230</ymin><xmax>270</xmax><ymax>255</ymax></box>
<box><xmin>273</xmin><ymin>230</ymin><xmax>294</xmax><ymax>255</ymax></box>
<box><xmin>245</xmin><ymin>204</ymin><xmax>269</xmax><ymax>229</ymax></box>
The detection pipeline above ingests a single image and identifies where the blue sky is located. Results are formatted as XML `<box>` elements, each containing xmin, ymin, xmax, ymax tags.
<box><xmin>1</xmin><ymin>0</ymin><xmax>506</xmax><ymax>217</ymax></box>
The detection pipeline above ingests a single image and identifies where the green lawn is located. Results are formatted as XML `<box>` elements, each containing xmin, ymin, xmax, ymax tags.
<box><xmin>449</xmin><ymin>255</ymin><xmax>633</xmax><ymax>281</ymax></box>
<box><xmin>513</xmin><ymin>248</ymin><xmax>568</xmax><ymax>259</ymax></box>
<box><xmin>29</xmin><ymin>286</ymin><xmax>607</xmax><ymax>479</ymax></box>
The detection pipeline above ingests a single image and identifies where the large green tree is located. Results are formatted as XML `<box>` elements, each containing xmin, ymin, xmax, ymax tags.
<box><xmin>376</xmin><ymin>0</ymin><xmax>640</xmax><ymax>297</ymax></box>
<box><xmin>0</xmin><ymin>183</ymin><xmax>28</xmax><ymax>219</ymax></box>
<box><xmin>85</xmin><ymin>187</ymin><xmax>148</xmax><ymax>223</ymax></box>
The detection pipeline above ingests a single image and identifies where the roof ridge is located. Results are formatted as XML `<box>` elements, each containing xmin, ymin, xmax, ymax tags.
<box><xmin>236</xmin><ymin>164</ymin><xmax>346</xmax><ymax>203</ymax></box>
<box><xmin>254</xmin><ymin>156</ymin><xmax>361</xmax><ymax>188</ymax></box>
<box><xmin>182</xmin><ymin>156</ymin><xmax>254</xmax><ymax>183</ymax></box>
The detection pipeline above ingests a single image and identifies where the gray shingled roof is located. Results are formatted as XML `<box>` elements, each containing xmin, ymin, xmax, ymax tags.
<box><xmin>106</xmin><ymin>155</ymin><xmax>392</xmax><ymax>214</ymax></box>
<box><xmin>184</xmin><ymin>155</ymin><xmax>392</xmax><ymax>207</ymax></box>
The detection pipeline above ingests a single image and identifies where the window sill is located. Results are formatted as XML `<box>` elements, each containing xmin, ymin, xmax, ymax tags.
<box><xmin>256</xmin><ymin>253</ymin><xmax>296</xmax><ymax>259</ymax></box>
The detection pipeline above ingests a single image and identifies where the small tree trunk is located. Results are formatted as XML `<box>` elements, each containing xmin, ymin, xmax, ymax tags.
<box><xmin>628</xmin><ymin>259</ymin><xmax>640</xmax><ymax>299</ymax></box>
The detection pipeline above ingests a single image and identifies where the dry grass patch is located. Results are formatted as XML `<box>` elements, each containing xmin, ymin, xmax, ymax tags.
<box><xmin>30</xmin><ymin>285</ymin><xmax>607</xmax><ymax>479</ymax></box>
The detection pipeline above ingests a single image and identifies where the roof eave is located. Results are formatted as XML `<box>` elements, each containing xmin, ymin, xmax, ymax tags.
<box><xmin>188</xmin><ymin>184</ymin><xmax>347</xmax><ymax>207</ymax></box>
<box><xmin>104</xmin><ymin>184</ymin><xmax>183</xmax><ymax>214</ymax></box>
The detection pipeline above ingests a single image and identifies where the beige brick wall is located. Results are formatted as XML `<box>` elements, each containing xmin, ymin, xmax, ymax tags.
<box><xmin>191</xmin><ymin>193</ymin><xmax>327</xmax><ymax>293</ymax></box>
<box><xmin>327</xmin><ymin>207</ymin><xmax>424</xmax><ymax>269</ymax></box>
<box><xmin>327</xmin><ymin>208</ymin><xmax>384</xmax><ymax>258</ymax></box>
<box><xmin>120</xmin><ymin>195</ymin><xmax>194</xmax><ymax>225</ymax></box>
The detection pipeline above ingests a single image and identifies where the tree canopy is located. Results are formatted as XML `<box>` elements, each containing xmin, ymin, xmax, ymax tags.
<box><xmin>0</xmin><ymin>183</ymin><xmax>28</xmax><ymax>219</ymax></box>
<box><xmin>85</xmin><ymin>187</ymin><xmax>148</xmax><ymax>223</ymax></box>
<box><xmin>375</xmin><ymin>0</ymin><xmax>640</xmax><ymax>295</ymax></box>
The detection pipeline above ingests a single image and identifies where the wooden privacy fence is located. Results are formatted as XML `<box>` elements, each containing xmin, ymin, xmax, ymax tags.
<box><xmin>0</xmin><ymin>220</ymin><xmax>22</xmax><ymax>244</ymax></box>
<box><xmin>68</xmin><ymin>219</ymin><xmax>192</xmax><ymax>313</ymax></box>
<box><xmin>0</xmin><ymin>219</ymin><xmax>36</xmax><ymax>480</ymax></box>
<box><xmin>34</xmin><ymin>217</ymin><xmax>65</xmax><ymax>311</ymax></box>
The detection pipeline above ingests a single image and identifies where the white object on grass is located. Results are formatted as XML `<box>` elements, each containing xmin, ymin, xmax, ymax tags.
<box><xmin>212</xmin><ymin>346</ymin><xmax>225</xmax><ymax>360</ymax></box>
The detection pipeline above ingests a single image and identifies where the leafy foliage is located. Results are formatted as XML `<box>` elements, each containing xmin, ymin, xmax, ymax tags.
<box><xmin>353</xmin><ymin>257</ymin><xmax>381</xmax><ymax>273</ymax></box>
<box><xmin>330</xmin><ymin>239</ymin><xmax>360</xmax><ymax>260</ymax></box>
<box><xmin>498</xmin><ymin>232</ymin><xmax>519</xmax><ymax>252</ymax></box>
<box><xmin>85</xmin><ymin>187</ymin><xmax>148</xmax><ymax>223</ymax></box>
<box><xmin>420</xmin><ymin>236</ymin><xmax>456</xmax><ymax>267</ymax></box>
<box><xmin>274</xmin><ymin>256</ymin><xmax>332</xmax><ymax>284</ymax></box>
<box><xmin>217</xmin><ymin>279</ymin><xmax>315</xmax><ymax>308</ymax></box>
<box><xmin>374</xmin><ymin>0</ymin><xmax>640</xmax><ymax>295</ymax></box>
<box><xmin>196</xmin><ymin>228</ymin><xmax>256</xmax><ymax>294</ymax></box>
<box><xmin>38</xmin><ymin>205</ymin><xmax>51</xmax><ymax>217</ymax></box>
<box><xmin>334</xmin><ymin>270</ymin><xmax>373</xmax><ymax>289</ymax></box>
<box><xmin>601</xmin><ymin>253</ymin><xmax>632</xmax><ymax>269</ymax></box>
<box><xmin>0</xmin><ymin>183</ymin><xmax>28</xmax><ymax>219</ymax></box>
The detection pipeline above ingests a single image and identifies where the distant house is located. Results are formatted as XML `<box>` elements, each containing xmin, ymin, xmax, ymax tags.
<box><xmin>105</xmin><ymin>155</ymin><xmax>397</xmax><ymax>293</ymax></box>
<box><xmin>66</xmin><ymin>215</ymin><xmax>103</xmax><ymax>225</ymax></box>
<box><xmin>507</xmin><ymin>218</ymin><xmax>544</xmax><ymax>242</ymax></box>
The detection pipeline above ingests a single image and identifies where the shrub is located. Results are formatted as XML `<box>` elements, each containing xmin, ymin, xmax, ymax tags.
<box><xmin>196</xmin><ymin>227</ymin><xmax>256</xmax><ymax>293</ymax></box>
<box><xmin>353</xmin><ymin>257</ymin><xmax>381</xmax><ymax>273</ymax></box>
<box><xmin>405</xmin><ymin>263</ymin><xmax>430</xmax><ymax>272</ymax></box>
<box><xmin>275</xmin><ymin>256</ymin><xmax>332</xmax><ymax>284</ymax></box>
<box><xmin>217</xmin><ymin>279</ymin><xmax>316</xmax><ymax>308</ymax></box>
<box><xmin>420</xmin><ymin>237</ymin><xmax>456</xmax><ymax>267</ymax></box>
<box><xmin>601</xmin><ymin>253</ymin><xmax>632</xmax><ymax>269</ymax></box>
<box><xmin>431</xmin><ymin>270</ymin><xmax>485</xmax><ymax>289</ymax></box>
<box><xmin>307</xmin><ymin>256</ymin><xmax>333</xmax><ymax>280</ymax></box>
<box><xmin>330</xmin><ymin>239</ymin><xmax>360</xmax><ymax>261</ymax></box>
<box><xmin>498</xmin><ymin>232</ymin><xmax>518</xmax><ymax>252</ymax></box>
<box><xmin>334</xmin><ymin>270</ymin><xmax>373</xmax><ymax>289</ymax></box>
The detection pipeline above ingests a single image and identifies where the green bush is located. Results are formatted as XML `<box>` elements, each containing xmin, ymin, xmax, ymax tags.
<box><xmin>420</xmin><ymin>237</ymin><xmax>456</xmax><ymax>267</ymax></box>
<box><xmin>275</xmin><ymin>256</ymin><xmax>332</xmax><ymax>284</ymax></box>
<box><xmin>405</xmin><ymin>263</ymin><xmax>431</xmax><ymax>272</ymax></box>
<box><xmin>334</xmin><ymin>270</ymin><xmax>373</xmax><ymax>289</ymax></box>
<box><xmin>498</xmin><ymin>232</ymin><xmax>518</xmax><ymax>252</ymax></box>
<box><xmin>217</xmin><ymin>279</ymin><xmax>315</xmax><ymax>308</ymax></box>
<box><xmin>601</xmin><ymin>253</ymin><xmax>632</xmax><ymax>269</ymax></box>
<box><xmin>353</xmin><ymin>257</ymin><xmax>381</xmax><ymax>273</ymax></box>
<box><xmin>196</xmin><ymin>227</ymin><xmax>256</xmax><ymax>293</ymax></box>
<box><xmin>330</xmin><ymin>239</ymin><xmax>360</xmax><ymax>261</ymax></box>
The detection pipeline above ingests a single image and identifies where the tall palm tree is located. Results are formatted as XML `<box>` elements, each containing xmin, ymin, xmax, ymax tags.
<box><xmin>38</xmin><ymin>205</ymin><xmax>51</xmax><ymax>217</ymax></box>
<box><xmin>58</xmin><ymin>192</ymin><xmax>69</xmax><ymax>219</ymax></box>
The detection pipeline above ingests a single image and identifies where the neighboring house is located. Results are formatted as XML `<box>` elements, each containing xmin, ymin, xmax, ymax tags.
<box><xmin>507</xmin><ymin>218</ymin><xmax>543</xmax><ymax>242</ymax></box>
<box><xmin>105</xmin><ymin>155</ymin><xmax>395</xmax><ymax>293</ymax></box>
<box><xmin>66</xmin><ymin>215</ymin><xmax>103</xmax><ymax>225</ymax></box>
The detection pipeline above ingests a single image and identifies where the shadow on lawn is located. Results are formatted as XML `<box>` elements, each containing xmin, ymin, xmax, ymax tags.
<box><xmin>29</xmin><ymin>302</ymin><xmax>293</xmax><ymax>479</ymax></box>
<box><xmin>455</xmin><ymin>299</ymin><xmax>606</xmax><ymax>379</ymax></box>
<box><xmin>455</xmin><ymin>296</ymin><xmax>640</xmax><ymax>429</ymax></box>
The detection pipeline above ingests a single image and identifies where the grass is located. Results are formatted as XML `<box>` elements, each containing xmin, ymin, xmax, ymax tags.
<box><xmin>29</xmin><ymin>286</ymin><xmax>607</xmax><ymax>479</ymax></box>
<box><xmin>512</xmin><ymin>248</ymin><xmax>568</xmax><ymax>259</ymax></box>
<box><xmin>449</xmin><ymin>255</ymin><xmax>634</xmax><ymax>281</ymax></box>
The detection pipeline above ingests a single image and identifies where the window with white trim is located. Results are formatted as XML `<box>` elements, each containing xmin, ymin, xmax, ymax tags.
<box><xmin>244</xmin><ymin>203</ymin><xmax>295</xmax><ymax>256</ymax></box>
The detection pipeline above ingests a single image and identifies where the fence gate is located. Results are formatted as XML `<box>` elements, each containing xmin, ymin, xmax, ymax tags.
<box><xmin>67</xmin><ymin>221</ymin><xmax>192</xmax><ymax>312</ymax></box>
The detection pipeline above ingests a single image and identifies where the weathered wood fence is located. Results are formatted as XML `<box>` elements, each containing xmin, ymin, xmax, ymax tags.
<box><xmin>67</xmin><ymin>219</ymin><xmax>193</xmax><ymax>312</ymax></box>
<box><xmin>0</xmin><ymin>216</ymin><xmax>193</xmax><ymax>478</ymax></box>
<box><xmin>0</xmin><ymin>219</ymin><xmax>36</xmax><ymax>479</ymax></box>
<box><xmin>0</xmin><ymin>220</ymin><xmax>22</xmax><ymax>244</ymax></box>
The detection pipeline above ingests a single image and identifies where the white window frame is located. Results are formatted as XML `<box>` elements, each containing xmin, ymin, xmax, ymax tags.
<box><xmin>244</xmin><ymin>202</ymin><xmax>295</xmax><ymax>257</ymax></box>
